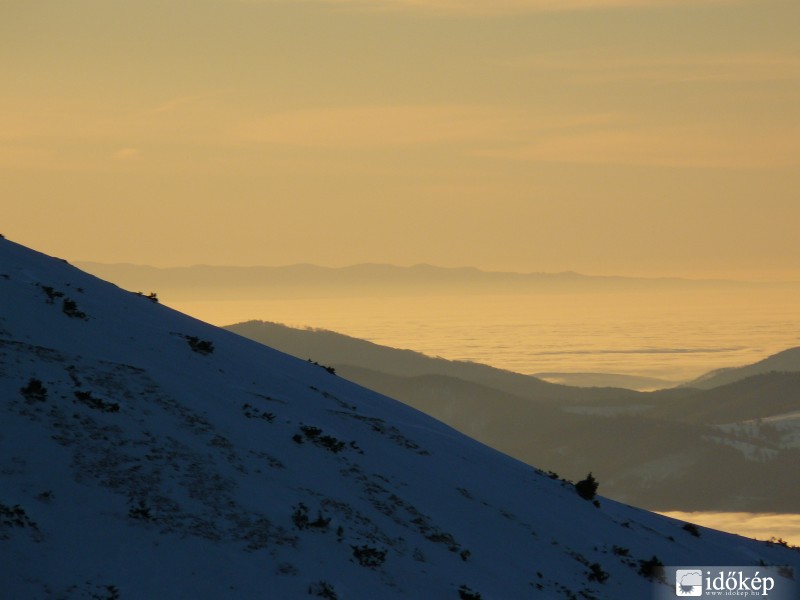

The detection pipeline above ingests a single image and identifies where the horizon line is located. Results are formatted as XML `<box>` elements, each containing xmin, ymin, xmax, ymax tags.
<box><xmin>73</xmin><ymin>259</ymin><xmax>800</xmax><ymax>286</ymax></box>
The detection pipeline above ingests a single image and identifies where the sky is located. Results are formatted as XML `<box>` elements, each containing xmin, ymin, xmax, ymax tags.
<box><xmin>2</xmin><ymin>0</ymin><xmax>799</xmax><ymax>279</ymax></box>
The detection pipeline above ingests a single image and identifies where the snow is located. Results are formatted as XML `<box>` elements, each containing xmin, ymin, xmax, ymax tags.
<box><xmin>1</xmin><ymin>237</ymin><xmax>799</xmax><ymax>599</ymax></box>
<box><xmin>714</xmin><ymin>416</ymin><xmax>800</xmax><ymax>452</ymax></box>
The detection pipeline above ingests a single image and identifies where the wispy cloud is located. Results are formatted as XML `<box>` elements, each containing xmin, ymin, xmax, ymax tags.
<box><xmin>232</xmin><ymin>105</ymin><xmax>611</xmax><ymax>148</ymax></box>
<box><xmin>475</xmin><ymin>124</ymin><xmax>800</xmax><ymax>168</ymax></box>
<box><xmin>112</xmin><ymin>148</ymin><xmax>142</xmax><ymax>161</ymax></box>
<box><xmin>0</xmin><ymin>145</ymin><xmax>52</xmax><ymax>171</ymax></box>
<box><xmin>136</xmin><ymin>91</ymin><xmax>235</xmax><ymax>117</ymax></box>
<box><xmin>261</xmin><ymin>0</ymin><xmax>751</xmax><ymax>15</ymax></box>
<box><xmin>231</xmin><ymin>103</ymin><xmax>800</xmax><ymax>169</ymax></box>
<box><xmin>232</xmin><ymin>103</ymin><xmax>800</xmax><ymax>169</ymax></box>
<box><xmin>509</xmin><ymin>52</ymin><xmax>800</xmax><ymax>84</ymax></box>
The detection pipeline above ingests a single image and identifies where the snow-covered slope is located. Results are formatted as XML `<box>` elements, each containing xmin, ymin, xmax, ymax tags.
<box><xmin>1</xmin><ymin>238</ymin><xmax>798</xmax><ymax>600</ymax></box>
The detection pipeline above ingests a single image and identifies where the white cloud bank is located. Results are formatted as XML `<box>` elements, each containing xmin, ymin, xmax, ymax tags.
<box><xmin>660</xmin><ymin>511</ymin><xmax>800</xmax><ymax>548</ymax></box>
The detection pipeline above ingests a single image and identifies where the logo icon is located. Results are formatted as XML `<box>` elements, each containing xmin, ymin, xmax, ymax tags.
<box><xmin>675</xmin><ymin>569</ymin><xmax>703</xmax><ymax>596</ymax></box>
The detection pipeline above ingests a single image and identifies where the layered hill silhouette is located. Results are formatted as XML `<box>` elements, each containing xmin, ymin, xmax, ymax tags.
<box><xmin>3</xmin><ymin>239</ymin><xmax>799</xmax><ymax>598</ymax></box>
<box><xmin>686</xmin><ymin>346</ymin><xmax>800</xmax><ymax>389</ymax></box>
<box><xmin>226</xmin><ymin>321</ymin><xmax>800</xmax><ymax>512</ymax></box>
<box><xmin>533</xmin><ymin>371</ymin><xmax>677</xmax><ymax>390</ymax></box>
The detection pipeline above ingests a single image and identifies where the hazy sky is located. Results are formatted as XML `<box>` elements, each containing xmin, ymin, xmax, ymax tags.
<box><xmin>3</xmin><ymin>0</ymin><xmax>799</xmax><ymax>278</ymax></box>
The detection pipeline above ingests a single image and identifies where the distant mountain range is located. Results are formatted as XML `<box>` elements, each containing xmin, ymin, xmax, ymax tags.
<box><xmin>226</xmin><ymin>321</ymin><xmax>800</xmax><ymax>513</ymax></box>
<box><xmin>77</xmin><ymin>261</ymin><xmax>785</xmax><ymax>300</ymax></box>
<box><xmin>7</xmin><ymin>239</ymin><xmax>799</xmax><ymax>598</ymax></box>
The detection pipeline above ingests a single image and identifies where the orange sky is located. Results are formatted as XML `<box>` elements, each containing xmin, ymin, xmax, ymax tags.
<box><xmin>2</xmin><ymin>0</ymin><xmax>799</xmax><ymax>279</ymax></box>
